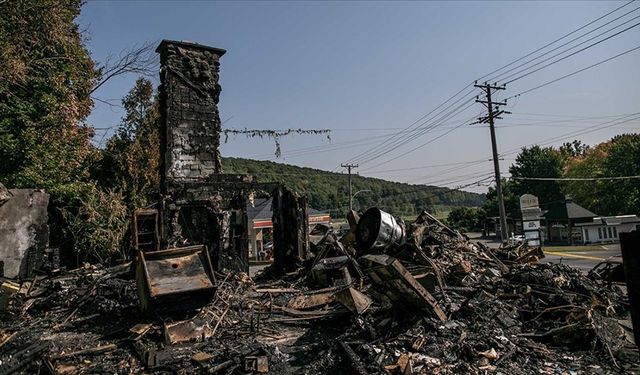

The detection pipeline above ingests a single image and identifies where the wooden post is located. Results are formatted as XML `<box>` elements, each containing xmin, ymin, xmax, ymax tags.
<box><xmin>620</xmin><ymin>230</ymin><xmax>640</xmax><ymax>348</ymax></box>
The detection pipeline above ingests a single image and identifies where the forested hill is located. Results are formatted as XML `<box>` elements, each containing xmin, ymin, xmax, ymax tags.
<box><xmin>222</xmin><ymin>157</ymin><xmax>485</xmax><ymax>217</ymax></box>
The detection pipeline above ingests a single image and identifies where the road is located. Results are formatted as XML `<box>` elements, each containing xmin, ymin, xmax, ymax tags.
<box><xmin>466</xmin><ymin>232</ymin><xmax>620</xmax><ymax>272</ymax></box>
<box><xmin>542</xmin><ymin>244</ymin><xmax>620</xmax><ymax>271</ymax></box>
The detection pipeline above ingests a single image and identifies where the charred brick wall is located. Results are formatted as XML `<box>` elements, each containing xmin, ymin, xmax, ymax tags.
<box><xmin>156</xmin><ymin>40</ymin><xmax>226</xmax><ymax>183</ymax></box>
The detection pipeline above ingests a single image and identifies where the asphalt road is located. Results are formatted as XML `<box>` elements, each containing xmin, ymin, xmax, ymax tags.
<box><xmin>465</xmin><ymin>232</ymin><xmax>621</xmax><ymax>273</ymax></box>
<box><xmin>542</xmin><ymin>244</ymin><xmax>621</xmax><ymax>272</ymax></box>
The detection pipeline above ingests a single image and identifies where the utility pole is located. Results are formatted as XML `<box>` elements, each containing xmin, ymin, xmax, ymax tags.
<box><xmin>341</xmin><ymin>163</ymin><xmax>358</xmax><ymax>211</ymax></box>
<box><xmin>474</xmin><ymin>82</ymin><xmax>510</xmax><ymax>243</ymax></box>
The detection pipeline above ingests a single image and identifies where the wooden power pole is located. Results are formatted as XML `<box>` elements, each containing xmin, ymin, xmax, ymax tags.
<box><xmin>474</xmin><ymin>82</ymin><xmax>510</xmax><ymax>243</ymax></box>
<box><xmin>341</xmin><ymin>163</ymin><xmax>358</xmax><ymax>211</ymax></box>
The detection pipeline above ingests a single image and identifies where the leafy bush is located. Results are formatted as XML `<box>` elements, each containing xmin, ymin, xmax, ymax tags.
<box><xmin>446</xmin><ymin>206</ymin><xmax>484</xmax><ymax>232</ymax></box>
<box><xmin>57</xmin><ymin>183</ymin><xmax>129</xmax><ymax>264</ymax></box>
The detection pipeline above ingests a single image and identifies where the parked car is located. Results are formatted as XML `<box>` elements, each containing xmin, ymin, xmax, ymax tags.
<box><xmin>509</xmin><ymin>234</ymin><xmax>525</xmax><ymax>245</ymax></box>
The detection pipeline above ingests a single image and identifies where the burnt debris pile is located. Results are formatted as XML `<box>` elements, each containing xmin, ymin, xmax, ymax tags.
<box><xmin>1</xmin><ymin>208</ymin><xmax>638</xmax><ymax>374</ymax></box>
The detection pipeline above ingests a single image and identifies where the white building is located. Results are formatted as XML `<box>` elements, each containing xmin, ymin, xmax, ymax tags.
<box><xmin>575</xmin><ymin>215</ymin><xmax>640</xmax><ymax>244</ymax></box>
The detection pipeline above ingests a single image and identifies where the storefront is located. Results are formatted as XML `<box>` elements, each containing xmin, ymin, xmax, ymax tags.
<box><xmin>247</xmin><ymin>198</ymin><xmax>331</xmax><ymax>260</ymax></box>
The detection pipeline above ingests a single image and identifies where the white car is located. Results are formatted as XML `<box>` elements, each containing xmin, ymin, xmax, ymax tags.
<box><xmin>509</xmin><ymin>234</ymin><xmax>525</xmax><ymax>245</ymax></box>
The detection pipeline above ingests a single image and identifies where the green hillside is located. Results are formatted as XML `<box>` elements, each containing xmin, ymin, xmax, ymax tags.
<box><xmin>222</xmin><ymin>157</ymin><xmax>485</xmax><ymax>217</ymax></box>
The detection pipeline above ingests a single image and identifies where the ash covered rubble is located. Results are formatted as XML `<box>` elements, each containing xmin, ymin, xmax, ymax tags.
<box><xmin>1</xmin><ymin>207</ymin><xmax>638</xmax><ymax>374</ymax></box>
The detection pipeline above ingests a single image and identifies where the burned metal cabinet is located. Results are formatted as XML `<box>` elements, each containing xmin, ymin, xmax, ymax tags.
<box><xmin>136</xmin><ymin>245</ymin><xmax>216</xmax><ymax>312</ymax></box>
<box><xmin>271</xmin><ymin>186</ymin><xmax>309</xmax><ymax>274</ymax></box>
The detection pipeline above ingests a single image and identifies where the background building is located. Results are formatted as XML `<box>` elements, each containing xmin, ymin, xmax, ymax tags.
<box><xmin>246</xmin><ymin>198</ymin><xmax>330</xmax><ymax>260</ymax></box>
<box><xmin>575</xmin><ymin>215</ymin><xmax>640</xmax><ymax>244</ymax></box>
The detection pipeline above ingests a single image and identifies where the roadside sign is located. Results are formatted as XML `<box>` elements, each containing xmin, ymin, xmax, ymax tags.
<box><xmin>520</xmin><ymin>194</ymin><xmax>539</xmax><ymax>210</ymax></box>
<box><xmin>524</xmin><ymin>231</ymin><xmax>540</xmax><ymax>240</ymax></box>
<box><xmin>523</xmin><ymin>220</ymin><xmax>541</xmax><ymax>230</ymax></box>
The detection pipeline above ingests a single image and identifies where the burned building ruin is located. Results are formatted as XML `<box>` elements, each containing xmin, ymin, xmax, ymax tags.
<box><xmin>150</xmin><ymin>40</ymin><xmax>308</xmax><ymax>274</ymax></box>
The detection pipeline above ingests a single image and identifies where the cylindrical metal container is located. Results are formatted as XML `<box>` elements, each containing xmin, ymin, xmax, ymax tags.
<box><xmin>356</xmin><ymin>207</ymin><xmax>405</xmax><ymax>253</ymax></box>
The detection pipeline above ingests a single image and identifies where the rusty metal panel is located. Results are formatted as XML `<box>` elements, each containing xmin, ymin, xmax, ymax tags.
<box><xmin>136</xmin><ymin>245</ymin><xmax>215</xmax><ymax>312</ymax></box>
<box><xmin>359</xmin><ymin>254</ymin><xmax>447</xmax><ymax>322</ymax></box>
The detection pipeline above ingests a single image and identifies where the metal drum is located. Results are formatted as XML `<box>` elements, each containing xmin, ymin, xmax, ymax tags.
<box><xmin>356</xmin><ymin>207</ymin><xmax>405</xmax><ymax>253</ymax></box>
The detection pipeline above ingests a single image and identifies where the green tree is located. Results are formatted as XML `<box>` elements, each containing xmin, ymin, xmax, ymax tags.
<box><xmin>509</xmin><ymin>146</ymin><xmax>565</xmax><ymax>204</ymax></box>
<box><xmin>559</xmin><ymin>140</ymin><xmax>590</xmax><ymax>160</ymax></box>
<box><xmin>0</xmin><ymin>0</ymin><xmax>99</xmax><ymax>189</ymax></box>
<box><xmin>565</xmin><ymin>134</ymin><xmax>640</xmax><ymax>216</ymax></box>
<box><xmin>603</xmin><ymin>134</ymin><xmax>640</xmax><ymax>215</ymax></box>
<box><xmin>446</xmin><ymin>206</ymin><xmax>484</xmax><ymax>232</ymax></box>
<box><xmin>97</xmin><ymin>78</ymin><xmax>160</xmax><ymax>208</ymax></box>
<box><xmin>481</xmin><ymin>178</ymin><xmax>520</xmax><ymax>220</ymax></box>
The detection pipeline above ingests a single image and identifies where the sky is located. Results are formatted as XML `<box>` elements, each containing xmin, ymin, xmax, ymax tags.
<box><xmin>80</xmin><ymin>1</ymin><xmax>640</xmax><ymax>193</ymax></box>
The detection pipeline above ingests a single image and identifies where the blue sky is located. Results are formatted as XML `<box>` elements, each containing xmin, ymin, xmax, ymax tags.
<box><xmin>81</xmin><ymin>1</ymin><xmax>640</xmax><ymax>193</ymax></box>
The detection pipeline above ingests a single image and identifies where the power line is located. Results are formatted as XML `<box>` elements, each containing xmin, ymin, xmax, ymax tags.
<box><xmin>506</xmin><ymin>45</ymin><xmax>640</xmax><ymax>100</ymax></box>
<box><xmin>342</xmin><ymin>85</ymin><xmax>474</xmax><ymax>165</ymax></box>
<box><xmin>503</xmin><ymin>20</ymin><xmax>640</xmax><ymax>85</ymax></box>
<box><xmin>363</xmin><ymin>160</ymin><xmax>493</xmax><ymax>174</ymax></box>
<box><xmin>510</xmin><ymin>111</ymin><xmax>636</xmax><ymax>118</ymax></box>
<box><xmin>346</xmin><ymin>90</ymin><xmax>477</xmax><ymax>166</ymax></box>
<box><xmin>477</xmin><ymin>0</ymin><xmax>636</xmax><ymax>82</ymax></box>
<box><xmin>510</xmin><ymin>175</ymin><xmax>640</xmax><ymax>181</ymax></box>
<box><xmin>487</xmin><ymin>6</ymin><xmax>640</xmax><ymax>83</ymax></box>
<box><xmin>249</xmin><ymin>117</ymin><xmax>478</xmax><ymax>160</ymax></box>
<box><xmin>358</xmin><ymin>105</ymin><xmax>479</xmax><ymax>170</ymax></box>
<box><xmin>348</xmin><ymin>3</ymin><xmax>639</xmax><ymax>169</ymax></box>
<box><xmin>340</xmin><ymin>2</ymin><xmax>637</xmax><ymax>171</ymax></box>
<box><xmin>499</xmin><ymin>112</ymin><xmax>640</xmax><ymax>156</ymax></box>
<box><xmin>373</xmin><ymin>175</ymin><xmax>493</xmax><ymax>202</ymax></box>
<box><xmin>402</xmin><ymin>112</ymin><xmax>639</xmax><ymax>187</ymax></box>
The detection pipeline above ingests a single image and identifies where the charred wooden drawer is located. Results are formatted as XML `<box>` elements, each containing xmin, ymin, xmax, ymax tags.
<box><xmin>136</xmin><ymin>245</ymin><xmax>216</xmax><ymax>312</ymax></box>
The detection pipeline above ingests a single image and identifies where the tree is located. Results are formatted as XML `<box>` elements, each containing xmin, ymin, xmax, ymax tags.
<box><xmin>446</xmin><ymin>207</ymin><xmax>484</xmax><ymax>232</ymax></box>
<box><xmin>98</xmin><ymin>78</ymin><xmax>160</xmax><ymax>208</ymax></box>
<box><xmin>565</xmin><ymin>134</ymin><xmax>640</xmax><ymax>216</ymax></box>
<box><xmin>559</xmin><ymin>140</ymin><xmax>590</xmax><ymax>160</ymax></box>
<box><xmin>0</xmin><ymin>0</ymin><xmax>99</xmax><ymax>189</ymax></box>
<box><xmin>509</xmin><ymin>146</ymin><xmax>565</xmax><ymax>204</ymax></box>
<box><xmin>603</xmin><ymin>134</ymin><xmax>640</xmax><ymax>215</ymax></box>
<box><xmin>481</xmin><ymin>178</ymin><xmax>520</xmax><ymax>220</ymax></box>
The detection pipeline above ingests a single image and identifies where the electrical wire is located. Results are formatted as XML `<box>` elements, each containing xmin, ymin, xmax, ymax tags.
<box><xmin>486</xmin><ymin>6</ymin><xmax>640</xmax><ymax>83</ymax></box>
<box><xmin>510</xmin><ymin>175</ymin><xmax>640</xmax><ymax>181</ymax></box>
<box><xmin>338</xmin><ymin>3</ymin><xmax>637</xmax><ymax>171</ymax></box>
<box><xmin>503</xmin><ymin>20</ymin><xmax>640</xmax><ymax>84</ymax></box>
<box><xmin>354</xmin><ymin>101</ymin><xmax>479</xmax><ymax>168</ymax></box>
<box><xmin>345</xmin><ymin>89</ymin><xmax>478</xmax><ymax>166</ymax></box>
<box><xmin>505</xmin><ymin>45</ymin><xmax>640</xmax><ymax>100</ymax></box>
<box><xmin>476</xmin><ymin>0</ymin><xmax>636</xmax><ymax>82</ymax></box>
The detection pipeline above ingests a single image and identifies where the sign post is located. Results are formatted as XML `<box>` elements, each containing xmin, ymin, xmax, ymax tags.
<box><xmin>520</xmin><ymin>194</ymin><xmax>542</xmax><ymax>246</ymax></box>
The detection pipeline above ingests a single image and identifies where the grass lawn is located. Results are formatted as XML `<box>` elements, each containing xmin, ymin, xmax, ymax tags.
<box><xmin>543</xmin><ymin>245</ymin><xmax>606</xmax><ymax>252</ymax></box>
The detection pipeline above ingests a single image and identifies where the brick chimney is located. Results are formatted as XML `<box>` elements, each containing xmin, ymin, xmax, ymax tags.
<box><xmin>156</xmin><ymin>40</ymin><xmax>226</xmax><ymax>186</ymax></box>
